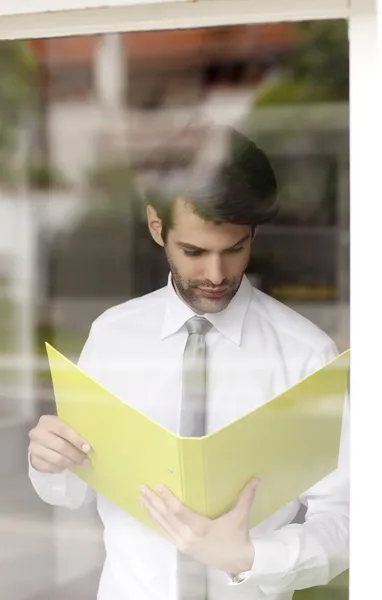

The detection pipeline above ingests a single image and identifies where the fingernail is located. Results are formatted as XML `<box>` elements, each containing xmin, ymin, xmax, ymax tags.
<box><xmin>253</xmin><ymin>478</ymin><xmax>261</xmax><ymax>489</ymax></box>
<box><xmin>155</xmin><ymin>483</ymin><xmax>163</xmax><ymax>494</ymax></box>
<box><xmin>82</xmin><ymin>443</ymin><xmax>91</xmax><ymax>453</ymax></box>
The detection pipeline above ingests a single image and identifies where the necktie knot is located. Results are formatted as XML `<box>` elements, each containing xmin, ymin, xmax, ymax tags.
<box><xmin>186</xmin><ymin>316</ymin><xmax>212</xmax><ymax>336</ymax></box>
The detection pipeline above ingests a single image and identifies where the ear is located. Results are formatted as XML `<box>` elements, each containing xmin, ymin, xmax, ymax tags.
<box><xmin>147</xmin><ymin>205</ymin><xmax>164</xmax><ymax>247</ymax></box>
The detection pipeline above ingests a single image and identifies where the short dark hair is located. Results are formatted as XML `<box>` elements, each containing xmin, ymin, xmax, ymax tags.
<box><xmin>144</xmin><ymin>126</ymin><xmax>279</xmax><ymax>240</ymax></box>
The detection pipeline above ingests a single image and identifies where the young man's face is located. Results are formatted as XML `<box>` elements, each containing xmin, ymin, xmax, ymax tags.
<box><xmin>148</xmin><ymin>197</ymin><xmax>253</xmax><ymax>314</ymax></box>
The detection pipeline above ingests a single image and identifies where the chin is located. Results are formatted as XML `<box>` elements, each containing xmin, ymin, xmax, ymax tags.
<box><xmin>193</xmin><ymin>297</ymin><xmax>231</xmax><ymax>314</ymax></box>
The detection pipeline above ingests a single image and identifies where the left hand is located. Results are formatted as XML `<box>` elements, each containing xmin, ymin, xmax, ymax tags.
<box><xmin>138</xmin><ymin>477</ymin><xmax>260</xmax><ymax>574</ymax></box>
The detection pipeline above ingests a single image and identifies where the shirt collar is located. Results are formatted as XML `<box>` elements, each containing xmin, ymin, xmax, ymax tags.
<box><xmin>160</xmin><ymin>273</ymin><xmax>252</xmax><ymax>346</ymax></box>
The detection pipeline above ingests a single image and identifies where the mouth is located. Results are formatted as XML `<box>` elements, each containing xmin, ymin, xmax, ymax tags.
<box><xmin>197</xmin><ymin>287</ymin><xmax>228</xmax><ymax>299</ymax></box>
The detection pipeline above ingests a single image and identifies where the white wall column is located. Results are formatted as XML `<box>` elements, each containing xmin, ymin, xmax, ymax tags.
<box><xmin>349</xmin><ymin>1</ymin><xmax>382</xmax><ymax>598</ymax></box>
<box><xmin>94</xmin><ymin>32</ymin><xmax>127</xmax><ymax>150</ymax></box>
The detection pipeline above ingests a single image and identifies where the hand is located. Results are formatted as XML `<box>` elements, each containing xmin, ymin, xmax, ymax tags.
<box><xmin>28</xmin><ymin>415</ymin><xmax>91</xmax><ymax>474</ymax></box>
<box><xmin>138</xmin><ymin>477</ymin><xmax>260</xmax><ymax>574</ymax></box>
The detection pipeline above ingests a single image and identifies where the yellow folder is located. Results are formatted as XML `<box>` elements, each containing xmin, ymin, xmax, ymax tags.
<box><xmin>46</xmin><ymin>343</ymin><xmax>349</xmax><ymax>534</ymax></box>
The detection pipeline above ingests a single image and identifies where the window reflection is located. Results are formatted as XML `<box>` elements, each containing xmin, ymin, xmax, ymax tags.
<box><xmin>0</xmin><ymin>20</ymin><xmax>349</xmax><ymax>600</ymax></box>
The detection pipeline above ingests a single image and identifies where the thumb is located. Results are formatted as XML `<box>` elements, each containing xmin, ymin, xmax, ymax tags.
<box><xmin>232</xmin><ymin>477</ymin><xmax>261</xmax><ymax>519</ymax></box>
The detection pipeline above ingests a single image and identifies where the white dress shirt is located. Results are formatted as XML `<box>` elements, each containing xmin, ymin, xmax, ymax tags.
<box><xmin>29</xmin><ymin>274</ymin><xmax>349</xmax><ymax>600</ymax></box>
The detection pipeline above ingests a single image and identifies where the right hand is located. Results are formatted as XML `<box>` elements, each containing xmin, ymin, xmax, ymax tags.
<box><xmin>28</xmin><ymin>415</ymin><xmax>91</xmax><ymax>474</ymax></box>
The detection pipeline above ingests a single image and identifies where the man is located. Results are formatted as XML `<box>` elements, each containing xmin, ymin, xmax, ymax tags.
<box><xmin>28</xmin><ymin>128</ymin><xmax>349</xmax><ymax>600</ymax></box>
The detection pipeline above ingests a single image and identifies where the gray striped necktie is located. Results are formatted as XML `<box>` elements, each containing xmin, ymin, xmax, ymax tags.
<box><xmin>177</xmin><ymin>316</ymin><xmax>212</xmax><ymax>600</ymax></box>
<box><xmin>179</xmin><ymin>316</ymin><xmax>212</xmax><ymax>437</ymax></box>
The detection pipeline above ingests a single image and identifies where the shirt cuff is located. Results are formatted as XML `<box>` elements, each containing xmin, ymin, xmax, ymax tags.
<box><xmin>250</xmin><ymin>536</ymin><xmax>290</xmax><ymax>582</ymax></box>
<box><xmin>226</xmin><ymin>535</ymin><xmax>291</xmax><ymax>586</ymax></box>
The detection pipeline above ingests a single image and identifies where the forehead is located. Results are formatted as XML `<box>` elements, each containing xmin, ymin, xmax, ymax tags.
<box><xmin>170</xmin><ymin>196</ymin><xmax>250</xmax><ymax>248</ymax></box>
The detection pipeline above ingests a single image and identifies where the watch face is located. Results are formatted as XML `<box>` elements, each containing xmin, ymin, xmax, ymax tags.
<box><xmin>229</xmin><ymin>570</ymin><xmax>251</xmax><ymax>584</ymax></box>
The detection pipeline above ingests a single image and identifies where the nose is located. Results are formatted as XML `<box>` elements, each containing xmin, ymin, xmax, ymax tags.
<box><xmin>203</xmin><ymin>256</ymin><xmax>225</xmax><ymax>286</ymax></box>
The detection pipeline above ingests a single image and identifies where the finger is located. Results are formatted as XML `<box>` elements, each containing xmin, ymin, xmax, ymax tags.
<box><xmin>33</xmin><ymin>429</ymin><xmax>88</xmax><ymax>465</ymax></box>
<box><xmin>139</xmin><ymin>496</ymin><xmax>178</xmax><ymax>543</ymax></box>
<box><xmin>39</xmin><ymin>415</ymin><xmax>91</xmax><ymax>453</ymax></box>
<box><xmin>231</xmin><ymin>477</ymin><xmax>260</xmax><ymax>524</ymax></box>
<box><xmin>29</xmin><ymin>441</ymin><xmax>88</xmax><ymax>471</ymax></box>
<box><xmin>140</xmin><ymin>488</ymin><xmax>205</xmax><ymax>555</ymax></box>
<box><xmin>156</xmin><ymin>485</ymin><xmax>196</xmax><ymax>524</ymax></box>
<box><xmin>140</xmin><ymin>486</ymin><xmax>184</xmax><ymax>532</ymax></box>
<box><xmin>29</xmin><ymin>455</ymin><xmax>63</xmax><ymax>474</ymax></box>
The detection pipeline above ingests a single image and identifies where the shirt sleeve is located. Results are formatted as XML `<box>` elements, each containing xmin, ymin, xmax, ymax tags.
<box><xmin>28</xmin><ymin>328</ymin><xmax>97</xmax><ymax>510</ymax></box>
<box><xmin>228</xmin><ymin>341</ymin><xmax>350</xmax><ymax>595</ymax></box>
<box><xmin>28</xmin><ymin>453</ymin><xmax>96</xmax><ymax>509</ymax></box>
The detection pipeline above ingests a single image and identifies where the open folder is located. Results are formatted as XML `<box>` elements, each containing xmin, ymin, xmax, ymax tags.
<box><xmin>46</xmin><ymin>343</ymin><xmax>349</xmax><ymax>534</ymax></box>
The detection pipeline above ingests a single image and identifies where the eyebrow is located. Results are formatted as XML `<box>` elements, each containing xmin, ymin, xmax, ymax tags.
<box><xmin>177</xmin><ymin>234</ymin><xmax>251</xmax><ymax>252</ymax></box>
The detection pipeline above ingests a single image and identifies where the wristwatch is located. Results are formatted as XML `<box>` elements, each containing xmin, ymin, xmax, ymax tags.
<box><xmin>227</xmin><ymin>570</ymin><xmax>252</xmax><ymax>585</ymax></box>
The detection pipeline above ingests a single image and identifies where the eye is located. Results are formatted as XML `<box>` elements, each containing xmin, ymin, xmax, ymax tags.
<box><xmin>183</xmin><ymin>250</ymin><xmax>203</xmax><ymax>257</ymax></box>
<box><xmin>228</xmin><ymin>246</ymin><xmax>244</xmax><ymax>254</ymax></box>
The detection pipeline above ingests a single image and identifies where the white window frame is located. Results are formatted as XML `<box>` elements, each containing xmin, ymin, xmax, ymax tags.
<box><xmin>0</xmin><ymin>0</ymin><xmax>379</xmax><ymax>598</ymax></box>
<box><xmin>0</xmin><ymin>1</ymin><xmax>349</xmax><ymax>38</ymax></box>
